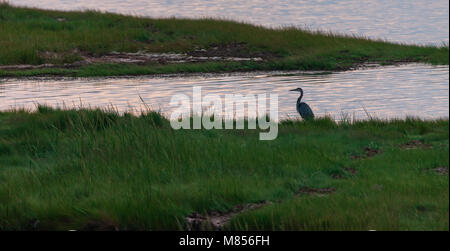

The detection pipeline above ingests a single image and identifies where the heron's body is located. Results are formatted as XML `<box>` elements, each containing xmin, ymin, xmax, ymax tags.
<box><xmin>290</xmin><ymin>87</ymin><xmax>314</xmax><ymax>120</ymax></box>
<box><xmin>297</xmin><ymin>100</ymin><xmax>314</xmax><ymax>120</ymax></box>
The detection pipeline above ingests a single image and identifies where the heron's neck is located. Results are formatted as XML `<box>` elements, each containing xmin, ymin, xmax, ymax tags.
<box><xmin>298</xmin><ymin>91</ymin><xmax>303</xmax><ymax>103</ymax></box>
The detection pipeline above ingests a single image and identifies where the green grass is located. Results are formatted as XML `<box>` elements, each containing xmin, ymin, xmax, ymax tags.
<box><xmin>0</xmin><ymin>3</ymin><xmax>448</xmax><ymax>77</ymax></box>
<box><xmin>0</xmin><ymin>106</ymin><xmax>448</xmax><ymax>230</ymax></box>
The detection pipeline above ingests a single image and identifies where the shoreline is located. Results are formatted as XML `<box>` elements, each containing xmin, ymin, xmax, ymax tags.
<box><xmin>0</xmin><ymin>62</ymin><xmax>441</xmax><ymax>80</ymax></box>
<box><xmin>0</xmin><ymin>4</ymin><xmax>448</xmax><ymax>78</ymax></box>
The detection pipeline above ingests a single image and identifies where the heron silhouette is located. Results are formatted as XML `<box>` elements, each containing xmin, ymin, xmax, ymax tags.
<box><xmin>290</xmin><ymin>87</ymin><xmax>314</xmax><ymax>120</ymax></box>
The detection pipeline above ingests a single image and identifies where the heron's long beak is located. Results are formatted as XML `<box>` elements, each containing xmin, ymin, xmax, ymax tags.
<box><xmin>289</xmin><ymin>89</ymin><xmax>297</xmax><ymax>91</ymax></box>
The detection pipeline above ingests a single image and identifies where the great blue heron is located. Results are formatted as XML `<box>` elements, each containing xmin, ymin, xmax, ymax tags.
<box><xmin>290</xmin><ymin>87</ymin><xmax>314</xmax><ymax>120</ymax></box>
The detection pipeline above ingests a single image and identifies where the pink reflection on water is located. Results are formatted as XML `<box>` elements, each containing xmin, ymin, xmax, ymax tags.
<box><xmin>1</xmin><ymin>64</ymin><xmax>448</xmax><ymax>121</ymax></box>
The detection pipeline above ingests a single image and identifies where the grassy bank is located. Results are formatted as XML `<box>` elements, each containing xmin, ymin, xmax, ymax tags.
<box><xmin>0</xmin><ymin>3</ymin><xmax>448</xmax><ymax>77</ymax></box>
<box><xmin>0</xmin><ymin>107</ymin><xmax>448</xmax><ymax>230</ymax></box>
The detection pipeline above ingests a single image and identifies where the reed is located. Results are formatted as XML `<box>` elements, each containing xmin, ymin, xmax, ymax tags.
<box><xmin>0</xmin><ymin>106</ymin><xmax>447</xmax><ymax>230</ymax></box>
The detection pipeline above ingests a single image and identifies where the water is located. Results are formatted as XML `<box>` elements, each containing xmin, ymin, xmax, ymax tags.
<box><xmin>1</xmin><ymin>64</ymin><xmax>448</xmax><ymax>121</ymax></box>
<box><xmin>5</xmin><ymin>1</ymin><xmax>448</xmax><ymax>120</ymax></box>
<box><xmin>9</xmin><ymin>0</ymin><xmax>449</xmax><ymax>45</ymax></box>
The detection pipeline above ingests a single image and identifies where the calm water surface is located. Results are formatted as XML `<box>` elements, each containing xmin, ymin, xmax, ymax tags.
<box><xmin>1</xmin><ymin>64</ymin><xmax>448</xmax><ymax>120</ymax></box>
<box><xmin>9</xmin><ymin>0</ymin><xmax>449</xmax><ymax>45</ymax></box>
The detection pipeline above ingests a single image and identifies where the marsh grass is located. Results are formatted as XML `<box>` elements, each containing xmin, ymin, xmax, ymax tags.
<box><xmin>0</xmin><ymin>106</ymin><xmax>448</xmax><ymax>230</ymax></box>
<box><xmin>0</xmin><ymin>3</ymin><xmax>448</xmax><ymax>77</ymax></box>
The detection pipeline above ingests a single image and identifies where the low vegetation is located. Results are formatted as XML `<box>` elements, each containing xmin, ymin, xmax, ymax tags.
<box><xmin>0</xmin><ymin>107</ymin><xmax>448</xmax><ymax>230</ymax></box>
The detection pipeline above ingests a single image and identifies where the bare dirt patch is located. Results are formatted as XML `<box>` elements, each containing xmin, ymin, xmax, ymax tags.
<box><xmin>344</xmin><ymin>167</ymin><xmax>357</xmax><ymax>175</ymax></box>
<box><xmin>185</xmin><ymin>200</ymin><xmax>270</xmax><ymax>230</ymax></box>
<box><xmin>416</xmin><ymin>205</ymin><xmax>427</xmax><ymax>212</ymax></box>
<box><xmin>188</xmin><ymin>42</ymin><xmax>276</xmax><ymax>60</ymax></box>
<box><xmin>84</xmin><ymin>51</ymin><xmax>264</xmax><ymax>64</ymax></box>
<box><xmin>0</xmin><ymin>50</ymin><xmax>266</xmax><ymax>71</ymax></box>
<box><xmin>364</xmin><ymin>147</ymin><xmax>382</xmax><ymax>157</ymax></box>
<box><xmin>350</xmin><ymin>155</ymin><xmax>363</xmax><ymax>160</ymax></box>
<box><xmin>0</xmin><ymin>64</ymin><xmax>62</xmax><ymax>70</ymax></box>
<box><xmin>331</xmin><ymin>173</ymin><xmax>343</xmax><ymax>179</ymax></box>
<box><xmin>351</xmin><ymin>147</ymin><xmax>382</xmax><ymax>160</ymax></box>
<box><xmin>332</xmin><ymin>167</ymin><xmax>358</xmax><ymax>179</ymax></box>
<box><xmin>296</xmin><ymin>187</ymin><xmax>336</xmax><ymax>196</ymax></box>
<box><xmin>399</xmin><ymin>140</ymin><xmax>433</xmax><ymax>150</ymax></box>
<box><xmin>429</xmin><ymin>166</ymin><xmax>448</xmax><ymax>176</ymax></box>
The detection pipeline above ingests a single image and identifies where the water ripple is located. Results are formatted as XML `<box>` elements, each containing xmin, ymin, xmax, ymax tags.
<box><xmin>0</xmin><ymin>64</ymin><xmax>448</xmax><ymax>120</ymax></box>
